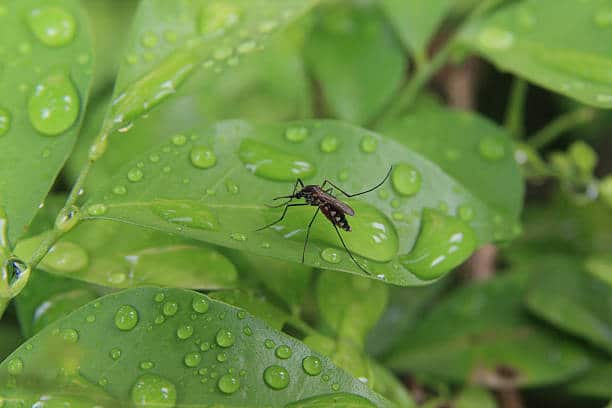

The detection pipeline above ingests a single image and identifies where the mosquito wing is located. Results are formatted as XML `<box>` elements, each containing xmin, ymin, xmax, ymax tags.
<box><xmin>322</xmin><ymin>192</ymin><xmax>355</xmax><ymax>216</ymax></box>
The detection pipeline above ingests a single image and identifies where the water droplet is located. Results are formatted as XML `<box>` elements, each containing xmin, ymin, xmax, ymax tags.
<box><xmin>153</xmin><ymin>200</ymin><xmax>219</xmax><ymax>231</ymax></box>
<box><xmin>400</xmin><ymin>209</ymin><xmax>477</xmax><ymax>280</ymax></box>
<box><xmin>127</xmin><ymin>168</ymin><xmax>144</xmax><ymax>182</ymax></box>
<box><xmin>59</xmin><ymin>328</ymin><xmax>79</xmax><ymax>343</ymax></box>
<box><xmin>258</xmin><ymin>20</ymin><xmax>278</xmax><ymax>33</ymax></box>
<box><xmin>216</xmin><ymin>352</ymin><xmax>227</xmax><ymax>362</ymax></box>
<box><xmin>141</xmin><ymin>31</ymin><xmax>159</xmax><ymax>48</ymax></box>
<box><xmin>55</xmin><ymin>205</ymin><xmax>80</xmax><ymax>232</ymax></box>
<box><xmin>264</xmin><ymin>339</ymin><xmax>275</xmax><ymax>349</ymax></box>
<box><xmin>28</xmin><ymin>7</ymin><xmax>76</xmax><ymax>47</ymax></box>
<box><xmin>42</xmin><ymin>241</ymin><xmax>88</xmax><ymax>273</ymax></box>
<box><xmin>113</xmin><ymin>185</ymin><xmax>127</xmax><ymax>195</ymax></box>
<box><xmin>263</xmin><ymin>365</ymin><xmax>290</xmax><ymax>390</ymax></box>
<box><xmin>218</xmin><ymin>374</ymin><xmax>240</xmax><ymax>394</ymax></box>
<box><xmin>392</xmin><ymin>212</ymin><xmax>404</xmax><ymax>221</ymax></box>
<box><xmin>230</xmin><ymin>232</ymin><xmax>247</xmax><ymax>242</ymax></box>
<box><xmin>28</xmin><ymin>73</ymin><xmax>80</xmax><ymax>136</ymax></box>
<box><xmin>224</xmin><ymin>178</ymin><xmax>240</xmax><ymax>194</ymax></box>
<box><xmin>458</xmin><ymin>204</ymin><xmax>475</xmax><ymax>221</ymax></box>
<box><xmin>200</xmin><ymin>342</ymin><xmax>211</xmax><ymax>352</ymax></box>
<box><xmin>86</xmin><ymin>203</ymin><xmax>108</xmax><ymax>216</ymax></box>
<box><xmin>243</xmin><ymin>326</ymin><xmax>253</xmax><ymax>336</ymax></box>
<box><xmin>163</xmin><ymin>301</ymin><xmax>178</xmax><ymax>316</ymax></box>
<box><xmin>302</xmin><ymin>356</ymin><xmax>322</xmax><ymax>376</ymax></box>
<box><xmin>140</xmin><ymin>361</ymin><xmax>155</xmax><ymax>370</ymax></box>
<box><xmin>115</xmin><ymin>305</ymin><xmax>139</xmax><ymax>331</ymax></box>
<box><xmin>190</xmin><ymin>145</ymin><xmax>217</xmax><ymax>169</ymax></box>
<box><xmin>479</xmin><ymin>136</ymin><xmax>506</xmax><ymax>161</ymax></box>
<box><xmin>131</xmin><ymin>374</ymin><xmax>177</xmax><ymax>407</ymax></box>
<box><xmin>285</xmin><ymin>126</ymin><xmax>309</xmax><ymax>143</ymax></box>
<box><xmin>594</xmin><ymin>9</ymin><xmax>612</xmax><ymax>27</ymax></box>
<box><xmin>171</xmin><ymin>134</ymin><xmax>187</xmax><ymax>146</ymax></box>
<box><xmin>199</xmin><ymin>3</ymin><xmax>242</xmax><ymax>36</ymax></box>
<box><xmin>184</xmin><ymin>351</ymin><xmax>201</xmax><ymax>367</ymax></box>
<box><xmin>239</xmin><ymin>139</ymin><xmax>316</xmax><ymax>181</ymax></box>
<box><xmin>7</xmin><ymin>358</ymin><xmax>23</xmax><ymax>375</ymax></box>
<box><xmin>275</xmin><ymin>345</ymin><xmax>292</xmax><ymax>359</ymax></box>
<box><xmin>478</xmin><ymin>27</ymin><xmax>514</xmax><ymax>50</ymax></box>
<box><xmin>110</xmin><ymin>348</ymin><xmax>122</xmax><ymax>360</ymax></box>
<box><xmin>319</xmin><ymin>135</ymin><xmax>340</xmax><ymax>153</ymax></box>
<box><xmin>331</xmin><ymin>383</ymin><xmax>340</xmax><ymax>391</ymax></box>
<box><xmin>391</xmin><ymin>164</ymin><xmax>422</xmax><ymax>197</ymax></box>
<box><xmin>360</xmin><ymin>135</ymin><xmax>378</xmax><ymax>153</ymax></box>
<box><xmin>378</xmin><ymin>189</ymin><xmax>389</xmax><ymax>200</ymax></box>
<box><xmin>237</xmin><ymin>40</ymin><xmax>256</xmax><ymax>54</ymax></box>
<box><xmin>320</xmin><ymin>248</ymin><xmax>342</xmax><ymax>264</ymax></box>
<box><xmin>213</xmin><ymin>46</ymin><xmax>233</xmax><ymax>60</ymax></box>
<box><xmin>177</xmin><ymin>325</ymin><xmax>194</xmax><ymax>340</ymax></box>
<box><xmin>237</xmin><ymin>310</ymin><xmax>246</xmax><ymax>319</ymax></box>
<box><xmin>216</xmin><ymin>328</ymin><xmax>235</xmax><ymax>348</ymax></box>
<box><xmin>0</xmin><ymin>108</ymin><xmax>11</xmax><ymax>137</ymax></box>
<box><xmin>192</xmin><ymin>297</ymin><xmax>209</xmax><ymax>313</ymax></box>
<box><xmin>154</xmin><ymin>293</ymin><xmax>165</xmax><ymax>303</ymax></box>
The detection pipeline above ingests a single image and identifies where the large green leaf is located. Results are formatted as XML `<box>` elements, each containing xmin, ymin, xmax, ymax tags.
<box><xmin>304</xmin><ymin>2</ymin><xmax>405</xmax><ymax>124</ymax></box>
<box><xmin>15</xmin><ymin>220</ymin><xmax>237</xmax><ymax>290</ymax></box>
<box><xmin>460</xmin><ymin>0</ymin><xmax>612</xmax><ymax>108</ymax></box>
<box><xmin>0</xmin><ymin>320</ymin><xmax>22</xmax><ymax>361</ymax></box>
<box><xmin>525</xmin><ymin>255</ymin><xmax>612</xmax><ymax>355</ymax></box>
<box><xmin>385</xmin><ymin>273</ymin><xmax>591</xmax><ymax>387</ymax></box>
<box><xmin>381</xmin><ymin>109</ymin><xmax>524</xmax><ymax>227</ymax></box>
<box><xmin>0</xmin><ymin>0</ymin><xmax>93</xmax><ymax>244</ymax></box>
<box><xmin>378</xmin><ymin>0</ymin><xmax>451</xmax><ymax>57</ymax></box>
<box><xmin>568</xmin><ymin>362</ymin><xmax>612</xmax><ymax>399</ymax></box>
<box><xmin>83</xmin><ymin>119</ymin><xmax>519</xmax><ymax>285</ymax></box>
<box><xmin>0</xmin><ymin>287</ymin><xmax>392</xmax><ymax>407</ymax></box>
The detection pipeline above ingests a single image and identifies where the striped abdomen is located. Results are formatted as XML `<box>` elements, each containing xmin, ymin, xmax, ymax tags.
<box><xmin>320</xmin><ymin>203</ymin><xmax>351</xmax><ymax>231</ymax></box>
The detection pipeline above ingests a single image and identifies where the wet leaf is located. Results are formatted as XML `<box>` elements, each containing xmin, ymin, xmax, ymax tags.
<box><xmin>84</xmin><ymin>119</ymin><xmax>522</xmax><ymax>286</ymax></box>
<box><xmin>0</xmin><ymin>0</ymin><xmax>93</xmax><ymax>244</ymax></box>
<box><xmin>0</xmin><ymin>287</ymin><xmax>392</xmax><ymax>407</ymax></box>
<box><xmin>460</xmin><ymin>0</ymin><xmax>612</xmax><ymax>108</ymax></box>
<box><xmin>0</xmin><ymin>320</ymin><xmax>22</xmax><ymax>361</ymax></box>
<box><xmin>568</xmin><ymin>362</ymin><xmax>612</xmax><ymax>399</ymax></box>
<box><xmin>385</xmin><ymin>273</ymin><xmax>591</xmax><ymax>387</ymax></box>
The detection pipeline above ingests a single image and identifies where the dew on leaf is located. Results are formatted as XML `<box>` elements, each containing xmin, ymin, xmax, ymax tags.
<box><xmin>264</xmin><ymin>339</ymin><xmax>275</xmax><ymax>349</ymax></box>
<box><xmin>140</xmin><ymin>361</ymin><xmax>155</xmax><ymax>370</ymax></box>
<box><xmin>216</xmin><ymin>352</ymin><xmax>227</xmax><ymax>362</ymax></box>
<box><xmin>479</xmin><ymin>136</ymin><xmax>506</xmax><ymax>161</ymax></box>
<box><xmin>86</xmin><ymin>203</ymin><xmax>108</xmax><ymax>216</ymax></box>
<box><xmin>302</xmin><ymin>356</ymin><xmax>322</xmax><ymax>376</ymax></box>
<box><xmin>44</xmin><ymin>241</ymin><xmax>88</xmax><ymax>273</ymax></box>
<box><xmin>275</xmin><ymin>345</ymin><xmax>292</xmax><ymax>359</ymax></box>
<box><xmin>225</xmin><ymin>179</ymin><xmax>240</xmax><ymax>194</ymax></box>
<box><xmin>258</xmin><ymin>20</ymin><xmax>278</xmax><ymax>33</ymax></box>
<box><xmin>216</xmin><ymin>328</ymin><xmax>235</xmax><ymax>348</ymax></box>
<box><xmin>285</xmin><ymin>126</ymin><xmax>309</xmax><ymax>143</ymax></box>
<box><xmin>237</xmin><ymin>40</ymin><xmax>256</xmax><ymax>54</ymax></box>
<box><xmin>263</xmin><ymin>365</ymin><xmax>290</xmax><ymax>390</ymax></box>
<box><xmin>28</xmin><ymin>72</ymin><xmax>80</xmax><ymax>136</ymax></box>
<box><xmin>319</xmin><ymin>135</ymin><xmax>340</xmax><ymax>153</ymax></box>
<box><xmin>59</xmin><ymin>328</ymin><xmax>79</xmax><ymax>343</ymax></box>
<box><xmin>110</xmin><ymin>348</ymin><xmax>122</xmax><ymax>360</ymax></box>
<box><xmin>177</xmin><ymin>325</ymin><xmax>194</xmax><ymax>340</ymax></box>
<box><xmin>213</xmin><ymin>47</ymin><xmax>233</xmax><ymax>60</ymax></box>
<box><xmin>230</xmin><ymin>232</ymin><xmax>247</xmax><ymax>242</ymax></box>
<box><xmin>458</xmin><ymin>204</ymin><xmax>475</xmax><ymax>222</ymax></box>
<box><xmin>239</xmin><ymin>139</ymin><xmax>316</xmax><ymax>181</ymax></box>
<box><xmin>200</xmin><ymin>342</ymin><xmax>211</xmax><ymax>352</ymax></box>
<box><xmin>127</xmin><ymin>168</ymin><xmax>144</xmax><ymax>182</ymax></box>
<box><xmin>594</xmin><ymin>9</ymin><xmax>612</xmax><ymax>27</ymax></box>
<box><xmin>152</xmin><ymin>200</ymin><xmax>219</xmax><ymax>231</ymax></box>
<box><xmin>478</xmin><ymin>27</ymin><xmax>514</xmax><ymax>50</ymax></box>
<box><xmin>162</xmin><ymin>301</ymin><xmax>178</xmax><ymax>316</ymax></box>
<box><xmin>171</xmin><ymin>134</ymin><xmax>187</xmax><ymax>146</ymax></box>
<box><xmin>115</xmin><ymin>305</ymin><xmax>139</xmax><ymax>331</ymax></box>
<box><xmin>141</xmin><ymin>31</ymin><xmax>159</xmax><ymax>48</ymax></box>
<box><xmin>338</xmin><ymin>169</ymin><xmax>349</xmax><ymax>181</ymax></box>
<box><xmin>55</xmin><ymin>205</ymin><xmax>80</xmax><ymax>232</ymax></box>
<box><xmin>199</xmin><ymin>2</ymin><xmax>242</xmax><ymax>36</ymax></box>
<box><xmin>154</xmin><ymin>293</ymin><xmax>165</xmax><ymax>303</ymax></box>
<box><xmin>320</xmin><ymin>248</ymin><xmax>342</xmax><ymax>264</ymax></box>
<box><xmin>0</xmin><ymin>108</ymin><xmax>11</xmax><ymax>137</ymax></box>
<box><xmin>131</xmin><ymin>374</ymin><xmax>177</xmax><ymax>408</ymax></box>
<box><xmin>218</xmin><ymin>374</ymin><xmax>240</xmax><ymax>394</ymax></box>
<box><xmin>7</xmin><ymin>358</ymin><xmax>23</xmax><ymax>375</ymax></box>
<box><xmin>184</xmin><ymin>351</ymin><xmax>201</xmax><ymax>367</ymax></box>
<box><xmin>192</xmin><ymin>297</ymin><xmax>209</xmax><ymax>314</ymax></box>
<box><xmin>28</xmin><ymin>6</ymin><xmax>76</xmax><ymax>47</ymax></box>
<box><xmin>243</xmin><ymin>326</ymin><xmax>253</xmax><ymax>336</ymax></box>
<box><xmin>391</xmin><ymin>164</ymin><xmax>422</xmax><ymax>197</ymax></box>
<box><xmin>359</xmin><ymin>135</ymin><xmax>378</xmax><ymax>153</ymax></box>
<box><xmin>190</xmin><ymin>145</ymin><xmax>217</xmax><ymax>169</ymax></box>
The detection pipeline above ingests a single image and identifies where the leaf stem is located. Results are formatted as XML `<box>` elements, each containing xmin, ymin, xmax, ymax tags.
<box><xmin>504</xmin><ymin>78</ymin><xmax>528</xmax><ymax>138</ymax></box>
<box><xmin>528</xmin><ymin>107</ymin><xmax>596</xmax><ymax>150</ymax></box>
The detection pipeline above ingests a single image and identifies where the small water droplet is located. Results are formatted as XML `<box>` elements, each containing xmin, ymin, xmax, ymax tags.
<box><xmin>0</xmin><ymin>108</ymin><xmax>11</xmax><ymax>137</ymax></box>
<box><xmin>154</xmin><ymin>293</ymin><xmax>165</xmax><ymax>303</ymax></box>
<box><xmin>285</xmin><ymin>126</ymin><xmax>309</xmax><ymax>143</ymax></box>
<box><xmin>230</xmin><ymin>232</ymin><xmax>247</xmax><ymax>242</ymax></box>
<box><xmin>115</xmin><ymin>305</ymin><xmax>139</xmax><ymax>331</ymax></box>
<box><xmin>163</xmin><ymin>301</ymin><xmax>178</xmax><ymax>316</ymax></box>
<box><xmin>224</xmin><ymin>179</ymin><xmax>239</xmax><ymax>194</ymax></box>
<box><xmin>59</xmin><ymin>328</ymin><xmax>79</xmax><ymax>343</ymax></box>
<box><xmin>239</xmin><ymin>139</ymin><xmax>316</xmax><ymax>181</ymax></box>
<box><xmin>199</xmin><ymin>3</ymin><xmax>242</xmax><ymax>36</ymax></box>
<box><xmin>131</xmin><ymin>374</ymin><xmax>177</xmax><ymax>407</ymax></box>
<box><xmin>127</xmin><ymin>168</ymin><xmax>144</xmax><ymax>182</ymax></box>
<box><xmin>140</xmin><ymin>361</ymin><xmax>155</xmax><ymax>370</ymax></box>
<box><xmin>320</xmin><ymin>248</ymin><xmax>342</xmax><ymax>264</ymax></box>
<box><xmin>110</xmin><ymin>348</ymin><xmax>122</xmax><ymax>360</ymax></box>
<box><xmin>478</xmin><ymin>27</ymin><xmax>514</xmax><ymax>50</ymax></box>
<box><xmin>153</xmin><ymin>200</ymin><xmax>219</xmax><ymax>231</ymax></box>
<box><xmin>302</xmin><ymin>356</ymin><xmax>322</xmax><ymax>376</ymax></box>
<box><xmin>237</xmin><ymin>40</ymin><xmax>256</xmax><ymax>54</ymax></box>
<box><xmin>264</xmin><ymin>339</ymin><xmax>275</xmax><ymax>349</ymax></box>
<box><xmin>200</xmin><ymin>342</ymin><xmax>211</xmax><ymax>352</ymax></box>
<box><xmin>360</xmin><ymin>135</ymin><xmax>378</xmax><ymax>153</ymax></box>
<box><xmin>44</xmin><ymin>241</ymin><xmax>88</xmax><ymax>273</ymax></box>
<box><xmin>86</xmin><ymin>203</ymin><xmax>108</xmax><ymax>216</ymax></box>
<box><xmin>7</xmin><ymin>358</ymin><xmax>24</xmax><ymax>375</ymax></box>
<box><xmin>275</xmin><ymin>345</ymin><xmax>292</xmax><ymax>359</ymax></box>
<box><xmin>243</xmin><ymin>326</ymin><xmax>253</xmax><ymax>336</ymax></box>
<box><xmin>141</xmin><ymin>31</ymin><xmax>159</xmax><ymax>48</ymax></box>
<box><xmin>177</xmin><ymin>324</ymin><xmax>194</xmax><ymax>340</ymax></box>
<box><xmin>216</xmin><ymin>328</ymin><xmax>235</xmax><ymax>348</ymax></box>
<box><xmin>479</xmin><ymin>136</ymin><xmax>506</xmax><ymax>161</ymax></box>
<box><xmin>319</xmin><ymin>135</ymin><xmax>340</xmax><ymax>153</ymax></box>
<box><xmin>171</xmin><ymin>134</ymin><xmax>187</xmax><ymax>146</ymax></box>
<box><xmin>54</xmin><ymin>205</ymin><xmax>80</xmax><ymax>232</ymax></box>
<box><xmin>338</xmin><ymin>169</ymin><xmax>349</xmax><ymax>181</ymax></box>
<box><xmin>184</xmin><ymin>351</ymin><xmax>201</xmax><ymax>367</ymax></box>
<box><xmin>28</xmin><ymin>72</ymin><xmax>80</xmax><ymax>136</ymax></box>
<box><xmin>216</xmin><ymin>352</ymin><xmax>227</xmax><ymax>362</ymax></box>
<box><xmin>263</xmin><ymin>365</ymin><xmax>290</xmax><ymax>390</ymax></box>
<box><xmin>392</xmin><ymin>212</ymin><xmax>404</xmax><ymax>221</ymax></box>
<box><xmin>192</xmin><ymin>297</ymin><xmax>209</xmax><ymax>314</ymax></box>
<box><xmin>218</xmin><ymin>374</ymin><xmax>240</xmax><ymax>394</ymax></box>
<box><xmin>594</xmin><ymin>9</ymin><xmax>612</xmax><ymax>27</ymax></box>
<box><xmin>391</xmin><ymin>164</ymin><xmax>422</xmax><ymax>197</ymax></box>
<box><xmin>331</xmin><ymin>383</ymin><xmax>340</xmax><ymax>391</ymax></box>
<box><xmin>190</xmin><ymin>145</ymin><xmax>217</xmax><ymax>169</ymax></box>
<box><xmin>458</xmin><ymin>204</ymin><xmax>475</xmax><ymax>221</ymax></box>
<box><xmin>113</xmin><ymin>185</ymin><xmax>127</xmax><ymax>195</ymax></box>
<box><xmin>28</xmin><ymin>7</ymin><xmax>76</xmax><ymax>47</ymax></box>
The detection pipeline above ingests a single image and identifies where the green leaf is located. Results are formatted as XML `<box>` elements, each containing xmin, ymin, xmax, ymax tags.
<box><xmin>210</xmin><ymin>289</ymin><xmax>291</xmax><ymax>331</ymax></box>
<box><xmin>525</xmin><ymin>254</ymin><xmax>612</xmax><ymax>355</ymax></box>
<box><xmin>455</xmin><ymin>387</ymin><xmax>497</xmax><ymax>408</ymax></box>
<box><xmin>381</xmin><ymin>109</ymin><xmax>524</xmax><ymax>232</ymax></box>
<box><xmin>83</xmin><ymin>119</ymin><xmax>518</xmax><ymax>285</ymax></box>
<box><xmin>15</xmin><ymin>220</ymin><xmax>237</xmax><ymax>290</ymax></box>
<box><xmin>385</xmin><ymin>272</ymin><xmax>591</xmax><ymax>387</ymax></box>
<box><xmin>286</xmin><ymin>393</ymin><xmax>377</xmax><ymax>408</ymax></box>
<box><xmin>316</xmin><ymin>271</ymin><xmax>388</xmax><ymax>346</ymax></box>
<box><xmin>0</xmin><ymin>320</ymin><xmax>22</xmax><ymax>361</ymax></box>
<box><xmin>379</xmin><ymin>0</ymin><xmax>451</xmax><ymax>57</ymax></box>
<box><xmin>460</xmin><ymin>0</ymin><xmax>612</xmax><ymax>108</ymax></box>
<box><xmin>568</xmin><ymin>362</ymin><xmax>612</xmax><ymax>399</ymax></box>
<box><xmin>0</xmin><ymin>287</ymin><xmax>392</xmax><ymax>407</ymax></box>
<box><xmin>304</xmin><ymin>2</ymin><xmax>405</xmax><ymax>124</ymax></box>
<box><xmin>0</xmin><ymin>0</ymin><xmax>93</xmax><ymax>244</ymax></box>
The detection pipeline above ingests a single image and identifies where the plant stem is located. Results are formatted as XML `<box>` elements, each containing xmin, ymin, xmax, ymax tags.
<box><xmin>528</xmin><ymin>107</ymin><xmax>596</xmax><ymax>150</ymax></box>
<box><xmin>0</xmin><ymin>299</ymin><xmax>8</xmax><ymax>319</ymax></box>
<box><xmin>504</xmin><ymin>78</ymin><xmax>528</xmax><ymax>138</ymax></box>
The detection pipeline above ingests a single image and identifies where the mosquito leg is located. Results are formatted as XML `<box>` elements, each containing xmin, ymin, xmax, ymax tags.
<box><xmin>322</xmin><ymin>167</ymin><xmax>392</xmax><ymax>198</ymax></box>
<box><xmin>333</xmin><ymin>225</ymin><xmax>371</xmax><ymax>275</ymax></box>
<box><xmin>302</xmin><ymin>208</ymin><xmax>320</xmax><ymax>263</ymax></box>
<box><xmin>256</xmin><ymin>203</ymin><xmax>308</xmax><ymax>231</ymax></box>
<box><xmin>272</xmin><ymin>178</ymin><xmax>304</xmax><ymax>201</ymax></box>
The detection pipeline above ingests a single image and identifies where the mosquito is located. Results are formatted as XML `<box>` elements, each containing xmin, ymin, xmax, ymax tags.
<box><xmin>256</xmin><ymin>167</ymin><xmax>393</xmax><ymax>275</ymax></box>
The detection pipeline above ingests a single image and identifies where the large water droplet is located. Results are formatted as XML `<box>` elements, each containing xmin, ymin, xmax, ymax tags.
<box><xmin>43</xmin><ymin>241</ymin><xmax>88</xmax><ymax>273</ymax></box>
<box><xmin>162</xmin><ymin>301</ymin><xmax>178</xmax><ymax>316</ymax></box>
<box><xmin>131</xmin><ymin>374</ymin><xmax>177</xmax><ymax>408</ymax></box>
<box><xmin>263</xmin><ymin>365</ymin><xmax>290</xmax><ymax>390</ymax></box>
<box><xmin>7</xmin><ymin>357</ymin><xmax>24</xmax><ymax>375</ymax></box>
<box><xmin>320</xmin><ymin>248</ymin><xmax>341</xmax><ymax>264</ymax></box>
<box><xmin>216</xmin><ymin>328</ymin><xmax>235</xmax><ymax>348</ymax></box>
<box><xmin>391</xmin><ymin>164</ymin><xmax>422</xmax><ymax>197</ymax></box>
<box><xmin>400</xmin><ymin>209</ymin><xmax>477</xmax><ymax>280</ymax></box>
<box><xmin>55</xmin><ymin>205</ymin><xmax>80</xmax><ymax>232</ymax></box>
<box><xmin>275</xmin><ymin>345</ymin><xmax>292</xmax><ymax>359</ymax></box>
<box><xmin>59</xmin><ymin>328</ymin><xmax>79</xmax><ymax>343</ymax></box>
<box><xmin>28</xmin><ymin>7</ymin><xmax>76</xmax><ymax>47</ymax></box>
<box><xmin>152</xmin><ymin>200</ymin><xmax>219</xmax><ymax>231</ymax></box>
<box><xmin>218</xmin><ymin>374</ymin><xmax>240</xmax><ymax>394</ymax></box>
<box><xmin>184</xmin><ymin>351</ymin><xmax>201</xmax><ymax>367</ymax></box>
<box><xmin>199</xmin><ymin>3</ymin><xmax>242</xmax><ymax>36</ymax></box>
<box><xmin>115</xmin><ymin>305</ymin><xmax>139</xmax><ymax>331</ymax></box>
<box><xmin>302</xmin><ymin>356</ymin><xmax>322</xmax><ymax>376</ymax></box>
<box><xmin>479</xmin><ymin>136</ymin><xmax>506</xmax><ymax>161</ymax></box>
<box><xmin>177</xmin><ymin>324</ymin><xmax>194</xmax><ymax>340</ymax></box>
<box><xmin>28</xmin><ymin>73</ymin><xmax>80</xmax><ymax>136</ymax></box>
<box><xmin>478</xmin><ymin>27</ymin><xmax>514</xmax><ymax>50</ymax></box>
<box><xmin>192</xmin><ymin>297</ymin><xmax>209</xmax><ymax>314</ymax></box>
<box><xmin>239</xmin><ymin>139</ymin><xmax>316</xmax><ymax>181</ymax></box>
<box><xmin>0</xmin><ymin>108</ymin><xmax>11</xmax><ymax>137</ymax></box>
<box><xmin>190</xmin><ymin>145</ymin><xmax>217</xmax><ymax>169</ymax></box>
